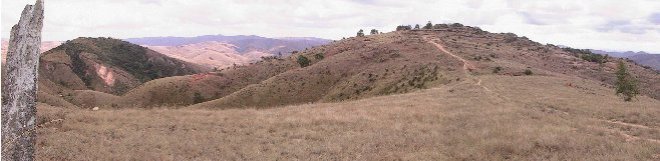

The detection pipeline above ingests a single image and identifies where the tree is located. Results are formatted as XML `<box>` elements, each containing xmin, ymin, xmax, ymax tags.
<box><xmin>615</xmin><ymin>61</ymin><xmax>639</xmax><ymax>102</ymax></box>
<box><xmin>297</xmin><ymin>55</ymin><xmax>311</xmax><ymax>67</ymax></box>
<box><xmin>414</xmin><ymin>24</ymin><xmax>420</xmax><ymax>30</ymax></box>
<box><xmin>396</xmin><ymin>25</ymin><xmax>412</xmax><ymax>31</ymax></box>
<box><xmin>370</xmin><ymin>29</ymin><xmax>379</xmax><ymax>35</ymax></box>
<box><xmin>424</xmin><ymin>21</ymin><xmax>433</xmax><ymax>29</ymax></box>
<box><xmin>2</xmin><ymin>0</ymin><xmax>44</xmax><ymax>160</ymax></box>
<box><xmin>357</xmin><ymin>29</ymin><xmax>365</xmax><ymax>37</ymax></box>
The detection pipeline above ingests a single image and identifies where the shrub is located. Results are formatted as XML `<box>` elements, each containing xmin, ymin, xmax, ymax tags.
<box><xmin>370</xmin><ymin>29</ymin><xmax>379</xmax><ymax>35</ymax></box>
<box><xmin>423</xmin><ymin>21</ymin><xmax>433</xmax><ymax>29</ymax></box>
<box><xmin>193</xmin><ymin>92</ymin><xmax>205</xmax><ymax>104</ymax></box>
<box><xmin>357</xmin><ymin>29</ymin><xmax>365</xmax><ymax>37</ymax></box>
<box><xmin>396</xmin><ymin>25</ymin><xmax>412</xmax><ymax>31</ymax></box>
<box><xmin>297</xmin><ymin>55</ymin><xmax>311</xmax><ymax>68</ymax></box>
<box><xmin>580</xmin><ymin>53</ymin><xmax>606</xmax><ymax>64</ymax></box>
<box><xmin>433</xmin><ymin>24</ymin><xmax>448</xmax><ymax>29</ymax></box>
<box><xmin>414</xmin><ymin>24</ymin><xmax>420</xmax><ymax>30</ymax></box>
<box><xmin>314</xmin><ymin>53</ymin><xmax>325</xmax><ymax>60</ymax></box>
<box><xmin>524</xmin><ymin>69</ymin><xmax>533</xmax><ymax>75</ymax></box>
<box><xmin>615</xmin><ymin>61</ymin><xmax>639</xmax><ymax>102</ymax></box>
<box><xmin>493</xmin><ymin>67</ymin><xmax>502</xmax><ymax>73</ymax></box>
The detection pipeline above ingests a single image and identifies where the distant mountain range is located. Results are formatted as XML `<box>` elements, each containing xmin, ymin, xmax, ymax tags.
<box><xmin>124</xmin><ymin>35</ymin><xmax>332</xmax><ymax>68</ymax></box>
<box><xmin>590</xmin><ymin>50</ymin><xmax>660</xmax><ymax>70</ymax></box>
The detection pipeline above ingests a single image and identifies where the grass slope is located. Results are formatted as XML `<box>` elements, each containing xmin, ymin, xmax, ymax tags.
<box><xmin>35</xmin><ymin>75</ymin><xmax>660</xmax><ymax>160</ymax></box>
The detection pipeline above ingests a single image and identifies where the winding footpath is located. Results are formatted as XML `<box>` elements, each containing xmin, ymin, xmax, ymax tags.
<box><xmin>422</xmin><ymin>35</ymin><xmax>493</xmax><ymax>93</ymax></box>
<box><xmin>422</xmin><ymin>34</ymin><xmax>660</xmax><ymax>145</ymax></box>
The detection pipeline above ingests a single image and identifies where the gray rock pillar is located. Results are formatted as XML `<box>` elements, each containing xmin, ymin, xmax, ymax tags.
<box><xmin>2</xmin><ymin>0</ymin><xmax>44</xmax><ymax>160</ymax></box>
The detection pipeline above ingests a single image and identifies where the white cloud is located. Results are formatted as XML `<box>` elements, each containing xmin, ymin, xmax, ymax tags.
<box><xmin>2</xmin><ymin>0</ymin><xmax>659</xmax><ymax>52</ymax></box>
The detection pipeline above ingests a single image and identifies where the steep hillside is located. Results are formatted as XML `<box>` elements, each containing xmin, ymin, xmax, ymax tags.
<box><xmin>38</xmin><ymin>37</ymin><xmax>209</xmax><ymax>95</ymax></box>
<box><xmin>126</xmin><ymin>35</ymin><xmax>332</xmax><ymax>68</ymax></box>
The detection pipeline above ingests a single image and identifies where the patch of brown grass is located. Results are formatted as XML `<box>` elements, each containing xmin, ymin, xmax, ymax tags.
<box><xmin>36</xmin><ymin>76</ymin><xmax>660</xmax><ymax>160</ymax></box>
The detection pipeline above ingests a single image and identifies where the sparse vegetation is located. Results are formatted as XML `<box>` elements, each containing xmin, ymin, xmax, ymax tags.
<box><xmin>297</xmin><ymin>55</ymin><xmax>311</xmax><ymax>67</ymax></box>
<box><xmin>562</xmin><ymin>47</ymin><xmax>607</xmax><ymax>64</ymax></box>
<box><xmin>114</xmin><ymin>81</ymin><xmax>130</xmax><ymax>94</ymax></box>
<box><xmin>370</xmin><ymin>29</ymin><xmax>379</xmax><ymax>35</ymax></box>
<box><xmin>524</xmin><ymin>69</ymin><xmax>533</xmax><ymax>75</ymax></box>
<box><xmin>36</xmin><ymin>75</ymin><xmax>660</xmax><ymax>160</ymax></box>
<box><xmin>193</xmin><ymin>92</ymin><xmax>205</xmax><ymax>104</ymax></box>
<box><xmin>314</xmin><ymin>53</ymin><xmax>325</xmax><ymax>60</ymax></box>
<box><xmin>423</xmin><ymin>21</ymin><xmax>433</xmax><ymax>29</ymax></box>
<box><xmin>493</xmin><ymin>66</ymin><xmax>502</xmax><ymax>73</ymax></box>
<box><xmin>357</xmin><ymin>29</ymin><xmax>365</xmax><ymax>37</ymax></box>
<box><xmin>615</xmin><ymin>61</ymin><xmax>639</xmax><ymax>102</ymax></box>
<box><xmin>396</xmin><ymin>25</ymin><xmax>412</xmax><ymax>31</ymax></box>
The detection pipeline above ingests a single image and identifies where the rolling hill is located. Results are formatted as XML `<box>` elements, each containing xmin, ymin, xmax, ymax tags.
<box><xmin>29</xmin><ymin>24</ymin><xmax>660</xmax><ymax>160</ymax></box>
<box><xmin>37</xmin><ymin>69</ymin><xmax>660</xmax><ymax>160</ymax></box>
<box><xmin>190</xmin><ymin>25</ymin><xmax>659</xmax><ymax>109</ymax></box>
<box><xmin>53</xmin><ymin>24</ymin><xmax>659</xmax><ymax>110</ymax></box>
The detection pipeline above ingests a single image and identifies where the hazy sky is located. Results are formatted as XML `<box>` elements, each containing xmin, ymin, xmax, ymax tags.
<box><xmin>2</xmin><ymin>0</ymin><xmax>659</xmax><ymax>52</ymax></box>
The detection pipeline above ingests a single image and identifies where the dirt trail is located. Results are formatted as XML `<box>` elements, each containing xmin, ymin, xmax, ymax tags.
<box><xmin>421</xmin><ymin>33</ymin><xmax>660</xmax><ymax>145</ymax></box>
<box><xmin>605</xmin><ymin>120</ymin><xmax>657</xmax><ymax>130</ymax></box>
<box><xmin>422</xmin><ymin>35</ymin><xmax>492</xmax><ymax>93</ymax></box>
<box><xmin>424</xmin><ymin>36</ymin><xmax>476</xmax><ymax>71</ymax></box>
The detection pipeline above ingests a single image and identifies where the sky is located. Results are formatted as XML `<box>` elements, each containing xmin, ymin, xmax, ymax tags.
<box><xmin>1</xmin><ymin>0</ymin><xmax>659</xmax><ymax>53</ymax></box>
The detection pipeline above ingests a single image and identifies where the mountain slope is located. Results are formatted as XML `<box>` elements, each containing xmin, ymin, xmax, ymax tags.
<box><xmin>38</xmin><ymin>37</ymin><xmax>210</xmax><ymax>95</ymax></box>
<box><xmin>191</xmin><ymin>26</ymin><xmax>659</xmax><ymax>109</ymax></box>
<box><xmin>591</xmin><ymin>50</ymin><xmax>660</xmax><ymax>70</ymax></box>
<box><xmin>45</xmin><ymin>25</ymin><xmax>659</xmax><ymax>109</ymax></box>
<box><xmin>629</xmin><ymin>54</ymin><xmax>660</xmax><ymax>71</ymax></box>
<box><xmin>145</xmin><ymin>41</ymin><xmax>271</xmax><ymax>68</ymax></box>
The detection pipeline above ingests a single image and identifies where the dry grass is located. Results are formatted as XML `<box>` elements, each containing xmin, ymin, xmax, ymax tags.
<box><xmin>36</xmin><ymin>75</ymin><xmax>660</xmax><ymax>160</ymax></box>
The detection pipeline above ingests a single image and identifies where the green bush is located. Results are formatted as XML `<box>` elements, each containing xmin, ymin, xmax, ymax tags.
<box><xmin>615</xmin><ymin>61</ymin><xmax>639</xmax><ymax>102</ymax></box>
<box><xmin>524</xmin><ymin>69</ymin><xmax>533</xmax><ymax>75</ymax></box>
<box><xmin>297</xmin><ymin>55</ymin><xmax>311</xmax><ymax>68</ymax></box>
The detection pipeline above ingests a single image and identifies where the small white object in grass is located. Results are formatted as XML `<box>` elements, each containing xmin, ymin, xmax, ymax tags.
<box><xmin>92</xmin><ymin>107</ymin><xmax>100</xmax><ymax>111</ymax></box>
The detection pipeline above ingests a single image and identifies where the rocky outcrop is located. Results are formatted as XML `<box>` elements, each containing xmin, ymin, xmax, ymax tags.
<box><xmin>1</xmin><ymin>0</ymin><xmax>44</xmax><ymax>160</ymax></box>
